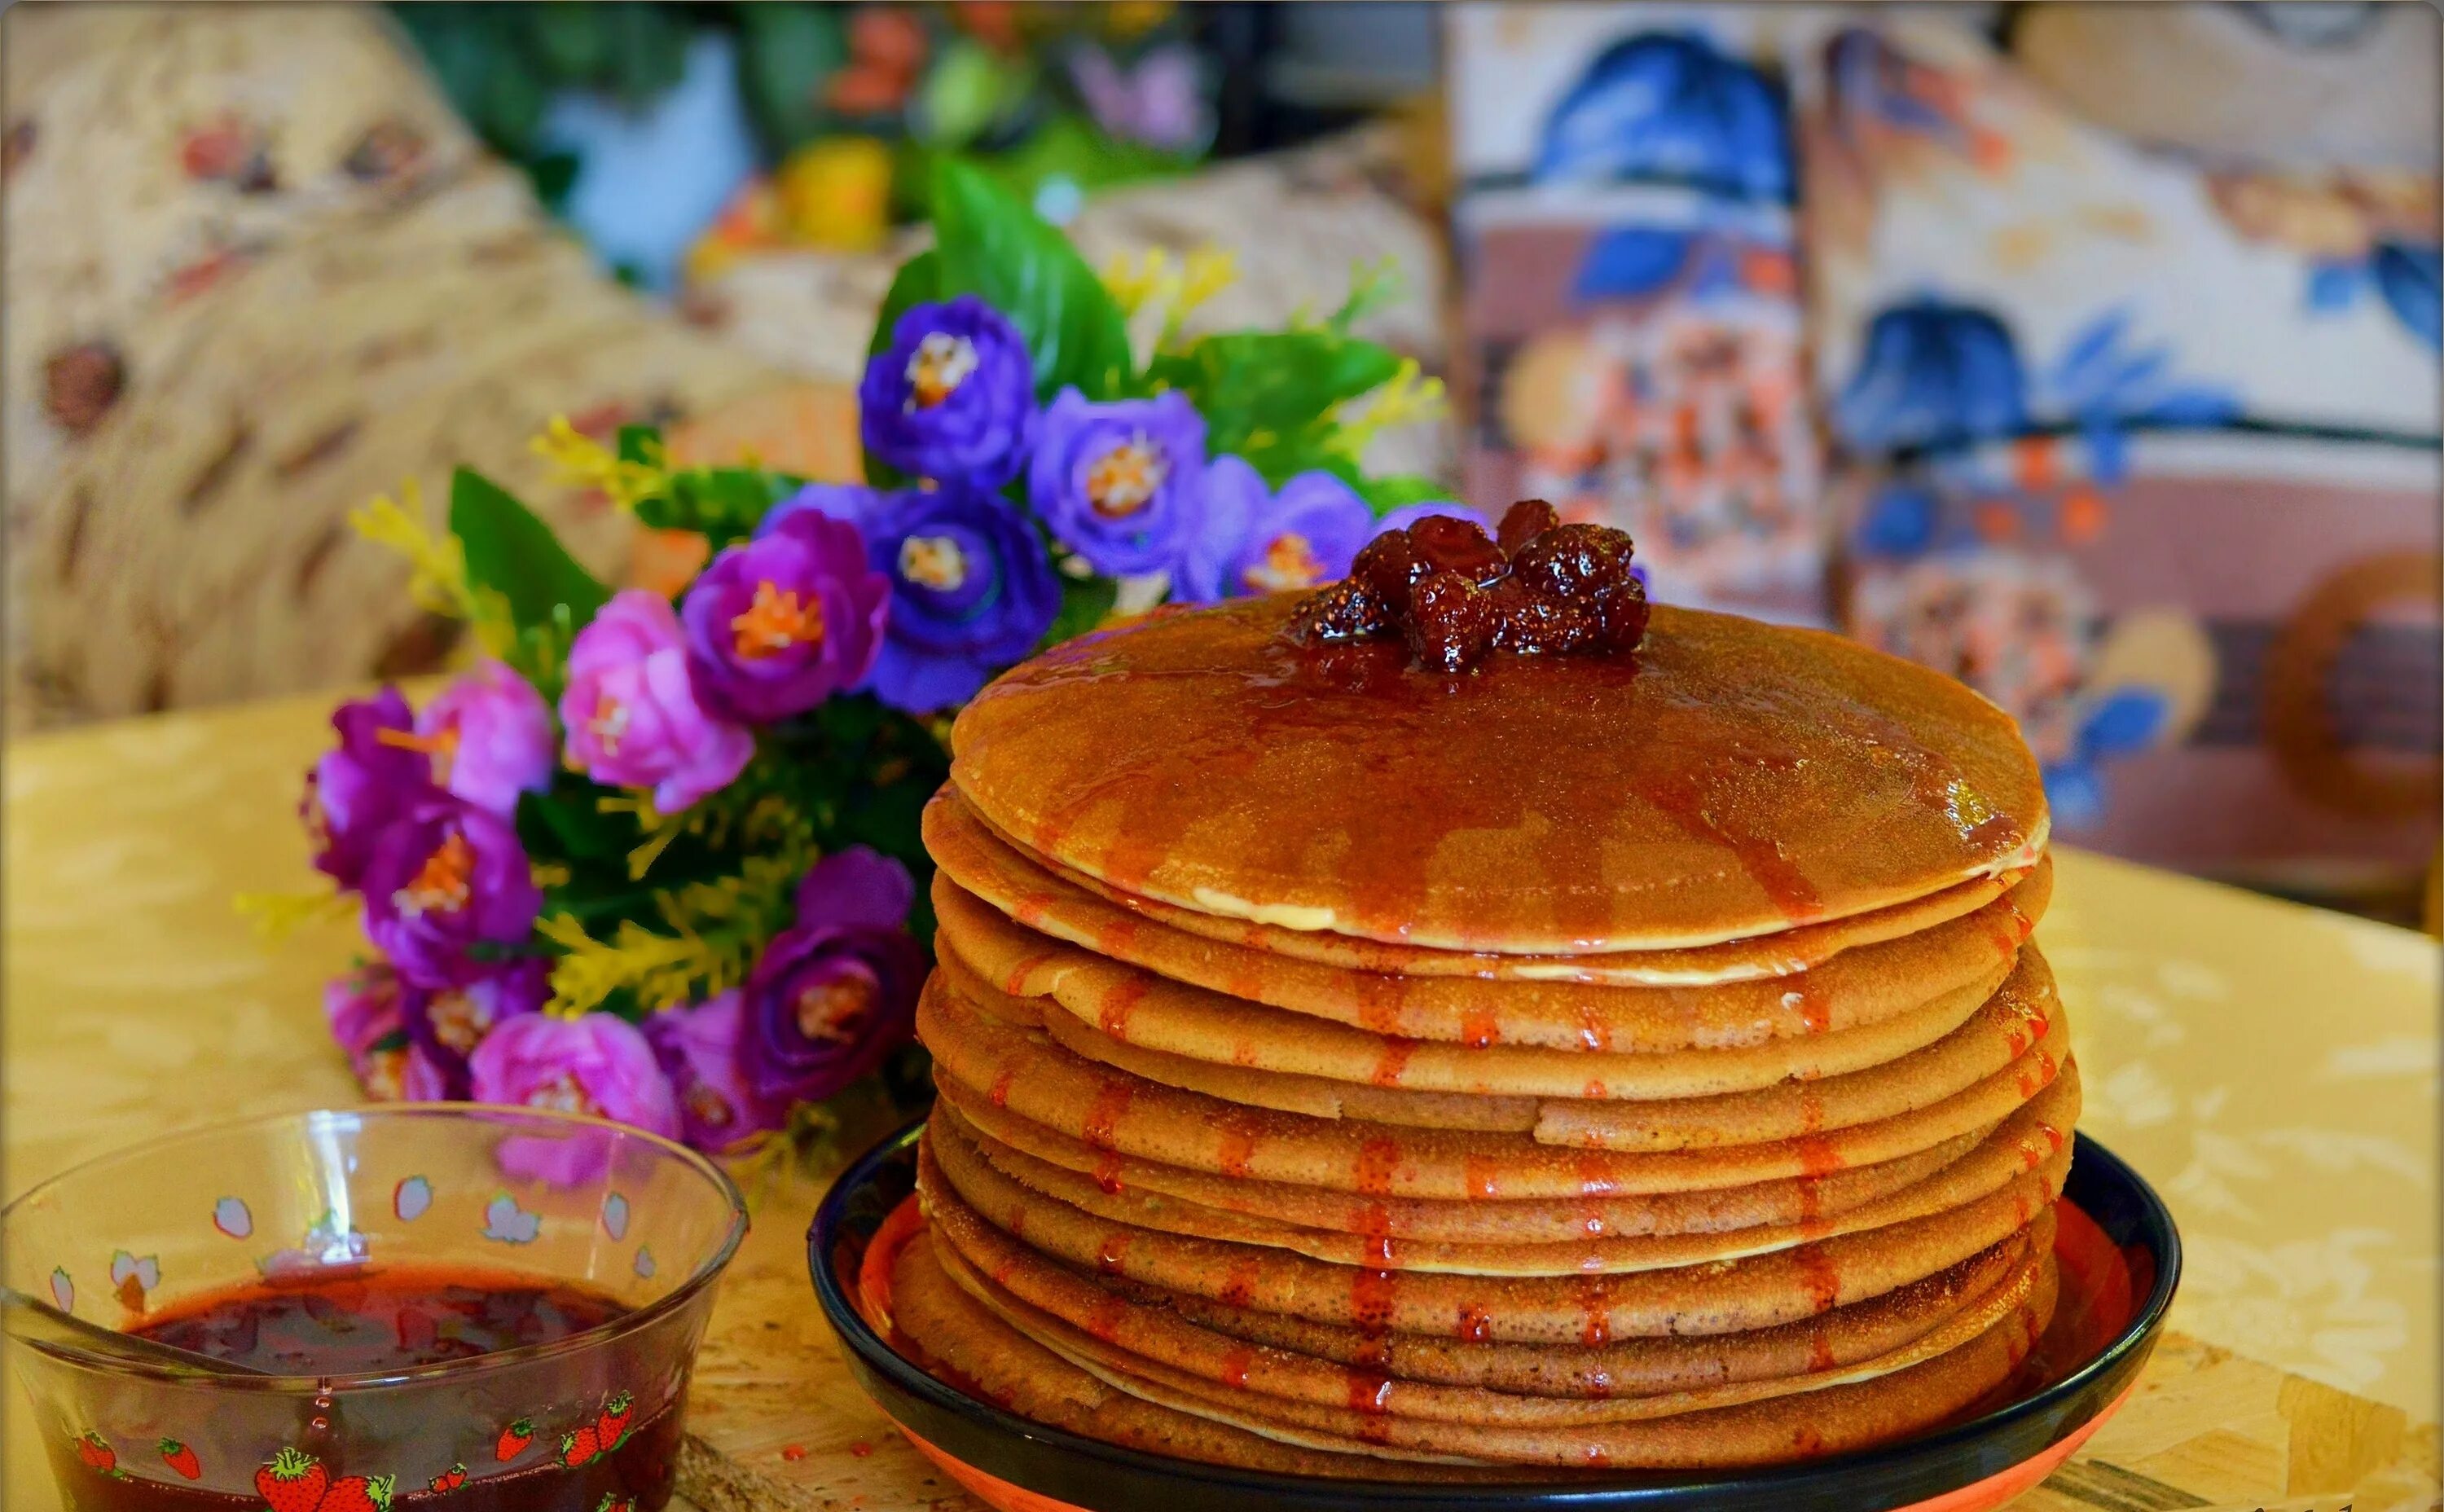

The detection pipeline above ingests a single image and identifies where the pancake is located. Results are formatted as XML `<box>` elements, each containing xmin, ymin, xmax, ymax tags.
<box><xmin>939</xmin><ymin>924</ymin><xmax>2061</xmax><ymax>1147</ymax></box>
<box><xmin>929</xmin><ymin>785</ymin><xmax>2055</xmax><ymax>996</ymax></box>
<box><xmin>947</xmin><ymin>597</ymin><xmax>2049</xmax><ymax>954</ymax></box>
<box><xmin>970</xmin><ymin>1253</ymin><xmax>2053</xmax><ymax>1467</ymax></box>
<box><xmin>936</xmin><ymin>1072</ymin><xmax>1990</xmax><ymax>1245</ymax></box>
<box><xmin>936</xmin><ymin>1070</ymin><xmax>2077</xmax><ymax>1275</ymax></box>
<box><xmin>937</xmin><ymin>1224</ymin><xmax>2055</xmax><ymax>1429</ymax></box>
<box><xmin>936</xmin><ymin>870</ymin><xmax>2031</xmax><ymax>1085</ymax></box>
<box><xmin>918</xmin><ymin>1128</ymin><xmax>2072</xmax><ymax>1343</ymax></box>
<box><xmin>887</xmin><ymin>1229</ymin><xmax>1519</xmax><ymax>1481</ymax></box>
<box><xmin>919</xmin><ymin>976</ymin><xmax>2073</xmax><ymax>1194</ymax></box>
<box><xmin>1108</xmin><ymin>1222</ymin><xmax>2046</xmax><ymax>1398</ymax></box>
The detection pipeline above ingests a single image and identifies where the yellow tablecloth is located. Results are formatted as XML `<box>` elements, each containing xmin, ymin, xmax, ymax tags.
<box><xmin>7</xmin><ymin>693</ymin><xmax>2437</xmax><ymax>1510</ymax></box>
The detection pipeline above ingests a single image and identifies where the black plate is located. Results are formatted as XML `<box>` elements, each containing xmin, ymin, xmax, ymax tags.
<box><xmin>810</xmin><ymin>1123</ymin><xmax>2179</xmax><ymax>1512</ymax></box>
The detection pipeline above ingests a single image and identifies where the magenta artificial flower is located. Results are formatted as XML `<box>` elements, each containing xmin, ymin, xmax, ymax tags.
<box><xmin>644</xmin><ymin>990</ymin><xmax>784</xmax><ymax>1154</ymax></box>
<box><xmin>302</xmin><ymin>688</ymin><xmax>437</xmax><ymax>890</ymax></box>
<box><xmin>395</xmin><ymin>1044</ymin><xmax>453</xmax><ymax>1103</ymax></box>
<box><xmin>325</xmin><ymin>960</ymin><xmax>407</xmax><ymax>1085</ymax></box>
<box><xmin>402</xmin><ymin>959</ymin><xmax>548</xmax><ymax>1100</ymax></box>
<box><xmin>740</xmin><ymin>846</ymin><xmax>925</xmax><ymax>1108</ymax></box>
<box><xmin>416</xmin><ymin>661</ymin><xmax>554</xmax><ymax>815</ymax></box>
<box><xmin>560</xmin><ymin>591</ymin><xmax>754</xmax><ymax>812</ymax></box>
<box><xmin>468</xmin><ymin>1012</ymin><xmax>682</xmax><ymax>1136</ymax></box>
<box><xmin>680</xmin><ymin>508</ymin><xmax>890</xmax><ymax>723</ymax></box>
<box><xmin>358</xmin><ymin>798</ymin><xmax>542</xmax><ymax>989</ymax></box>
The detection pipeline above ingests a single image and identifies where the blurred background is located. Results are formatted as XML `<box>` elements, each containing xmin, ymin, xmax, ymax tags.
<box><xmin>7</xmin><ymin>1</ymin><xmax>2437</xmax><ymax>921</ymax></box>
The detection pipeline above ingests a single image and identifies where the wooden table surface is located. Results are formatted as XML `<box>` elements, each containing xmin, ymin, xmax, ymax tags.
<box><xmin>7</xmin><ymin>692</ymin><xmax>2438</xmax><ymax>1510</ymax></box>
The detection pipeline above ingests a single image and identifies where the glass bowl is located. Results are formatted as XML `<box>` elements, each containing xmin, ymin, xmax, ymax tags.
<box><xmin>4</xmin><ymin>1104</ymin><xmax>747</xmax><ymax>1512</ymax></box>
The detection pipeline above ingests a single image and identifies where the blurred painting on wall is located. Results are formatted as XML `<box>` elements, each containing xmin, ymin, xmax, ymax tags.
<box><xmin>1798</xmin><ymin>14</ymin><xmax>2440</xmax><ymax>894</ymax></box>
<box><xmin>1446</xmin><ymin>3</ymin><xmax>1830</xmax><ymax>626</ymax></box>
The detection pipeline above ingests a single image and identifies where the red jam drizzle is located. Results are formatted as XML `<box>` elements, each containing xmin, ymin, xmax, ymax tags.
<box><xmin>1368</xmin><ymin>1038</ymin><xmax>1419</xmax><ymax>1088</ymax></box>
<box><xmin>1215</xmin><ymin>1126</ymin><xmax>1259</xmax><ymax>1180</ymax></box>
<box><xmin>1079</xmin><ymin>1081</ymin><xmax>1135</xmax><ymax>1150</ymax></box>
<box><xmin>1352</xmin><ymin>1138</ymin><xmax>1401</xmax><ymax>1197</ymax></box>
<box><xmin>1795</xmin><ymin>1246</ymin><xmax>1842</xmax><ymax>1314</ymax></box>
<box><xmin>1218</xmin><ymin>1346</ymin><xmax>1254</xmax><ymax>1389</ymax></box>
<box><xmin>1096</xmin><ymin>980</ymin><xmax>1146</xmax><ymax>1040</ymax></box>
<box><xmin>1455</xmin><ymin>1303</ymin><xmax>1493</xmax><ymax>1343</ymax></box>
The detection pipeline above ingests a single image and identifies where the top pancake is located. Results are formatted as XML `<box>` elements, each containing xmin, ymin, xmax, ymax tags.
<box><xmin>950</xmin><ymin>596</ymin><xmax>2048</xmax><ymax>954</ymax></box>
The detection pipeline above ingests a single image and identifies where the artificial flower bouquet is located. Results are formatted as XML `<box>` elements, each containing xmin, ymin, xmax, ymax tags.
<box><xmin>279</xmin><ymin>157</ymin><xmax>1457</xmax><ymax>1169</ymax></box>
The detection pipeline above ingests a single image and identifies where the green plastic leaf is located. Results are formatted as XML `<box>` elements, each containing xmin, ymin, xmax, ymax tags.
<box><xmin>734</xmin><ymin>3</ymin><xmax>846</xmax><ymax>155</ymax></box>
<box><xmin>1147</xmin><ymin>332</ymin><xmax>1403</xmax><ymax>459</ymax></box>
<box><xmin>863</xmin><ymin>251</ymin><xmax>942</xmax><ymax>486</ymax></box>
<box><xmin>1040</xmin><ymin>574</ymin><xmax>1119</xmax><ymax>650</ymax></box>
<box><xmin>1348</xmin><ymin>472</ymin><xmax>1455</xmax><ymax>516</ymax></box>
<box><xmin>449</xmin><ymin>466</ymin><xmax>612</xmax><ymax>634</ymax></box>
<box><xmin>515</xmin><ymin>777</ymin><xmax>631</xmax><ymax>865</ymax></box>
<box><xmin>867</xmin><ymin>250</ymin><xmax>943</xmax><ymax>362</ymax></box>
<box><xmin>929</xmin><ymin>159</ymin><xmax>1133</xmax><ymax>401</ymax></box>
<box><xmin>522</xmin><ymin>2</ymin><xmax>609</xmax><ymax>80</ymax></box>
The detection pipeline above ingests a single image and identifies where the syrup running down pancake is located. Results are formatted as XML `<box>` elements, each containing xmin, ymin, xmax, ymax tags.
<box><xmin>897</xmin><ymin>527</ymin><xmax>2072</xmax><ymax>1475</ymax></box>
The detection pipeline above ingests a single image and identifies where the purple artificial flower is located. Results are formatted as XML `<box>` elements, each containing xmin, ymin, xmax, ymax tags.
<box><xmin>681</xmin><ymin>508</ymin><xmax>890</xmax><ymax>723</ymax></box>
<box><xmin>740</xmin><ymin>846</ymin><xmax>924</xmax><ymax>1108</ymax></box>
<box><xmin>1028</xmin><ymin>387</ymin><xmax>1207</xmax><ymax>576</ymax></box>
<box><xmin>859</xmin><ymin>295</ymin><xmax>1038</xmax><ymax>486</ymax></box>
<box><xmin>468</xmin><ymin>1012</ymin><xmax>681</xmax><ymax>1138</ymax></box>
<box><xmin>301</xmin><ymin>688</ymin><xmax>437</xmax><ymax>890</ymax></box>
<box><xmin>416</xmin><ymin>661</ymin><xmax>554</xmax><ymax>815</ymax></box>
<box><xmin>1070</xmin><ymin>42</ymin><xmax>1208</xmax><ymax>154</ymax></box>
<box><xmin>644</xmin><ymin>990</ymin><xmax>784</xmax><ymax>1154</ymax></box>
<box><xmin>358</xmin><ymin>798</ymin><xmax>543</xmax><ymax>989</ymax></box>
<box><xmin>767</xmin><ymin>482</ymin><xmax>1060</xmax><ymax>713</ymax></box>
<box><xmin>325</xmin><ymin>960</ymin><xmax>407</xmax><ymax>1086</ymax></box>
<box><xmin>401</xmin><ymin>959</ymin><xmax>548</xmax><ymax>1100</ymax></box>
<box><xmin>396</xmin><ymin>1044</ymin><xmax>452</xmax><ymax>1103</ymax></box>
<box><xmin>1176</xmin><ymin>460</ymin><xmax>1379</xmax><ymax>602</ymax></box>
<box><xmin>560</xmin><ymin>590</ymin><xmax>755</xmax><ymax>811</ymax></box>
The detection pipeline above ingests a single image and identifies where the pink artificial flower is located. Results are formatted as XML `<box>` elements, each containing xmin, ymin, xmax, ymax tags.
<box><xmin>468</xmin><ymin>1012</ymin><xmax>681</xmax><ymax>1136</ymax></box>
<box><xmin>470</xmin><ymin>1011</ymin><xmax>683</xmax><ymax>1185</ymax></box>
<box><xmin>416</xmin><ymin>660</ymin><xmax>555</xmax><ymax>815</ymax></box>
<box><xmin>644</xmin><ymin>990</ymin><xmax>785</xmax><ymax>1154</ymax></box>
<box><xmin>559</xmin><ymin>591</ymin><xmax>754</xmax><ymax>812</ymax></box>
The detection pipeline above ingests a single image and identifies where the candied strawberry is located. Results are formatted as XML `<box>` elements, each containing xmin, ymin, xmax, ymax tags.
<box><xmin>1497</xmin><ymin>498</ymin><xmax>1559</xmax><ymax>553</ymax></box>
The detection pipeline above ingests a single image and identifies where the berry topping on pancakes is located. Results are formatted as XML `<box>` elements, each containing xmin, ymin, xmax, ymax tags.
<box><xmin>1292</xmin><ymin>501</ymin><xmax>1651</xmax><ymax>672</ymax></box>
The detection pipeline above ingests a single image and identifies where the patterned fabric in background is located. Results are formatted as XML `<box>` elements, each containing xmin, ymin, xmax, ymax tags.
<box><xmin>1448</xmin><ymin>6</ymin><xmax>1828</xmax><ymax>625</ymax></box>
<box><xmin>1796</xmin><ymin>15</ymin><xmax>2440</xmax><ymax>890</ymax></box>
<box><xmin>1451</xmin><ymin>3</ymin><xmax>2441</xmax><ymax>892</ymax></box>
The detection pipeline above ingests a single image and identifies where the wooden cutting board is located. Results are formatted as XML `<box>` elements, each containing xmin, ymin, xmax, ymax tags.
<box><xmin>667</xmin><ymin>1169</ymin><xmax>2442</xmax><ymax>1512</ymax></box>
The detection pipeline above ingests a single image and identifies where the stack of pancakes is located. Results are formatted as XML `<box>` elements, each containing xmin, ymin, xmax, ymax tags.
<box><xmin>894</xmin><ymin>596</ymin><xmax>2074</xmax><ymax>1475</ymax></box>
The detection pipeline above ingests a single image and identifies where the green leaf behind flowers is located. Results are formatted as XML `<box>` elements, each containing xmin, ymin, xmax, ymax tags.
<box><xmin>1040</xmin><ymin>574</ymin><xmax>1119</xmax><ymax>652</ymax></box>
<box><xmin>449</xmin><ymin>467</ymin><xmax>612</xmax><ymax>635</ymax></box>
<box><xmin>1147</xmin><ymin>331</ymin><xmax>1403</xmax><ymax>483</ymax></box>
<box><xmin>925</xmin><ymin>159</ymin><xmax>1132</xmax><ymax>402</ymax></box>
<box><xmin>1346</xmin><ymin>472</ymin><xmax>1453</xmax><ymax>516</ymax></box>
<box><xmin>864</xmin><ymin>252</ymin><xmax>941</xmax><ymax>488</ymax></box>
